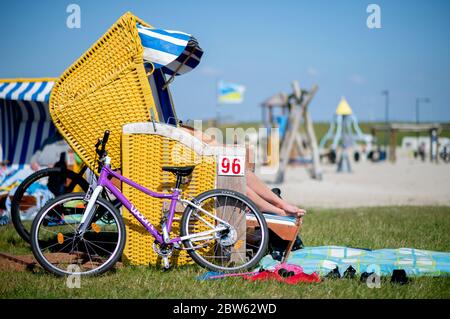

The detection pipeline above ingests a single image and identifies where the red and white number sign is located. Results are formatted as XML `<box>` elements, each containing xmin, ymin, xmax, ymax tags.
<box><xmin>218</xmin><ymin>155</ymin><xmax>245</xmax><ymax>176</ymax></box>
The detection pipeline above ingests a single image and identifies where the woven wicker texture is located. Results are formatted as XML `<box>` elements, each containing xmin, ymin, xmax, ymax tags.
<box><xmin>122</xmin><ymin>132</ymin><xmax>216</xmax><ymax>266</ymax></box>
<box><xmin>49</xmin><ymin>12</ymin><xmax>160</xmax><ymax>172</ymax></box>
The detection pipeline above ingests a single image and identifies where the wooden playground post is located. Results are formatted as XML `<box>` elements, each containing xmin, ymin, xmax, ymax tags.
<box><xmin>302</xmin><ymin>85</ymin><xmax>322</xmax><ymax>180</ymax></box>
<box><xmin>275</xmin><ymin>99</ymin><xmax>300</xmax><ymax>183</ymax></box>
<box><xmin>275</xmin><ymin>81</ymin><xmax>321</xmax><ymax>183</ymax></box>
<box><xmin>389</xmin><ymin>128</ymin><xmax>397</xmax><ymax>163</ymax></box>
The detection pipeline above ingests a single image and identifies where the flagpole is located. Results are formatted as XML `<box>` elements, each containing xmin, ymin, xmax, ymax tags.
<box><xmin>215</xmin><ymin>78</ymin><xmax>220</xmax><ymax>126</ymax></box>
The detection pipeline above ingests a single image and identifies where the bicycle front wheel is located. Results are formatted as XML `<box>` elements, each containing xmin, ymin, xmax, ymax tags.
<box><xmin>181</xmin><ymin>189</ymin><xmax>269</xmax><ymax>273</ymax></box>
<box><xmin>30</xmin><ymin>193</ymin><xmax>125</xmax><ymax>276</ymax></box>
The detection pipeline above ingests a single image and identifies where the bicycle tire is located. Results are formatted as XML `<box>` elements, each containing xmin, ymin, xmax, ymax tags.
<box><xmin>11</xmin><ymin>168</ymin><xmax>89</xmax><ymax>243</ymax></box>
<box><xmin>30</xmin><ymin>192</ymin><xmax>125</xmax><ymax>276</ymax></box>
<box><xmin>181</xmin><ymin>189</ymin><xmax>269</xmax><ymax>273</ymax></box>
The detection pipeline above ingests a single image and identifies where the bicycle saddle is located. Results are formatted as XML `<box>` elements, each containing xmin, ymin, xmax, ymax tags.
<box><xmin>162</xmin><ymin>165</ymin><xmax>195</xmax><ymax>177</ymax></box>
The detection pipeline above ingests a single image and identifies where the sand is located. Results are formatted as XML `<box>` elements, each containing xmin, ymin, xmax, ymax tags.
<box><xmin>257</xmin><ymin>152</ymin><xmax>450</xmax><ymax>208</ymax></box>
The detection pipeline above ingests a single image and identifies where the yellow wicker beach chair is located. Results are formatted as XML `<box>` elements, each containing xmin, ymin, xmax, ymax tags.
<box><xmin>48</xmin><ymin>11</ymin><xmax>246</xmax><ymax>267</ymax></box>
<box><xmin>49</xmin><ymin>12</ymin><xmax>177</xmax><ymax>172</ymax></box>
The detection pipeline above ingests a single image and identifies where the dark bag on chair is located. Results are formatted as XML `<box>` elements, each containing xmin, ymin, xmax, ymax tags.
<box><xmin>268</xmin><ymin>229</ymin><xmax>304</xmax><ymax>261</ymax></box>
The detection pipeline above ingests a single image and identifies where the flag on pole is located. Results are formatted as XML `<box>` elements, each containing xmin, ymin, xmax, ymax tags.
<box><xmin>217</xmin><ymin>81</ymin><xmax>246</xmax><ymax>104</ymax></box>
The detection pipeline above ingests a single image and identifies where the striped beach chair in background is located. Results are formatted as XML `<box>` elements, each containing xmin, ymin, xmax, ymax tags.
<box><xmin>0</xmin><ymin>79</ymin><xmax>57</xmax><ymax>168</ymax></box>
<box><xmin>0</xmin><ymin>79</ymin><xmax>58</xmax><ymax>222</ymax></box>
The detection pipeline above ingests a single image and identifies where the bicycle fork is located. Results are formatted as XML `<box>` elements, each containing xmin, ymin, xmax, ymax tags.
<box><xmin>78</xmin><ymin>185</ymin><xmax>104</xmax><ymax>235</ymax></box>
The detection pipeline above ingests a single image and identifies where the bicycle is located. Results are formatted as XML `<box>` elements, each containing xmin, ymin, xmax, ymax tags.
<box><xmin>30</xmin><ymin>131</ymin><xmax>269</xmax><ymax>276</ymax></box>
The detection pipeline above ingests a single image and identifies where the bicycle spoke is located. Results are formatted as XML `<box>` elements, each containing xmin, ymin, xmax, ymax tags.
<box><xmin>223</xmin><ymin>196</ymin><xmax>229</xmax><ymax>223</ymax></box>
<box><xmin>83</xmin><ymin>239</ymin><xmax>114</xmax><ymax>256</ymax></box>
<box><xmin>49</xmin><ymin>238</ymin><xmax>74</xmax><ymax>255</ymax></box>
<box><xmin>50</xmin><ymin>208</ymin><xmax>77</xmax><ymax>232</ymax></box>
<box><xmin>85</xmin><ymin>240</ymin><xmax>108</xmax><ymax>260</ymax></box>
<box><xmin>39</xmin><ymin>227</ymin><xmax>65</xmax><ymax>236</ymax></box>
<box><xmin>82</xmin><ymin>239</ymin><xmax>95</xmax><ymax>270</ymax></box>
<box><xmin>86</xmin><ymin>239</ymin><xmax>118</xmax><ymax>244</ymax></box>
<box><xmin>40</xmin><ymin>236</ymin><xmax>73</xmax><ymax>252</ymax></box>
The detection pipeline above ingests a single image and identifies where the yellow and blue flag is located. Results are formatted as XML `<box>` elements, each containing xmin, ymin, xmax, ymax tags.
<box><xmin>217</xmin><ymin>81</ymin><xmax>246</xmax><ymax>104</ymax></box>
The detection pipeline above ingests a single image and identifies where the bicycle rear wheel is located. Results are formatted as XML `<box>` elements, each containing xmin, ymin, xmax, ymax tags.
<box><xmin>11</xmin><ymin>168</ymin><xmax>89</xmax><ymax>243</ymax></box>
<box><xmin>181</xmin><ymin>189</ymin><xmax>269</xmax><ymax>273</ymax></box>
<box><xmin>30</xmin><ymin>193</ymin><xmax>125</xmax><ymax>276</ymax></box>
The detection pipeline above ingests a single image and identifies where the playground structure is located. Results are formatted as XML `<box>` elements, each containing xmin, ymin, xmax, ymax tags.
<box><xmin>319</xmin><ymin>97</ymin><xmax>373</xmax><ymax>172</ymax></box>
<box><xmin>370</xmin><ymin>123</ymin><xmax>450</xmax><ymax>163</ymax></box>
<box><xmin>260</xmin><ymin>81</ymin><xmax>322</xmax><ymax>183</ymax></box>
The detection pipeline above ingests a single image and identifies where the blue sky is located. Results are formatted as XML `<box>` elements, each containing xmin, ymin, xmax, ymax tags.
<box><xmin>1</xmin><ymin>0</ymin><xmax>449</xmax><ymax>122</ymax></box>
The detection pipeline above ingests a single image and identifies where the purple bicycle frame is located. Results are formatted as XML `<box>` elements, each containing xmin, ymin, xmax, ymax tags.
<box><xmin>97</xmin><ymin>165</ymin><xmax>181</xmax><ymax>244</ymax></box>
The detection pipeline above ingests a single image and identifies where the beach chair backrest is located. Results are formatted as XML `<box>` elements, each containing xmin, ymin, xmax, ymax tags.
<box><xmin>49</xmin><ymin>12</ymin><xmax>177</xmax><ymax>171</ymax></box>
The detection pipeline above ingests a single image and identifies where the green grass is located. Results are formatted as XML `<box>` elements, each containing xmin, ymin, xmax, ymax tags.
<box><xmin>310</xmin><ymin>122</ymin><xmax>450</xmax><ymax>147</ymax></box>
<box><xmin>1</xmin><ymin>206</ymin><xmax>449</xmax><ymax>299</ymax></box>
<box><xmin>212</xmin><ymin>121</ymin><xmax>450</xmax><ymax>147</ymax></box>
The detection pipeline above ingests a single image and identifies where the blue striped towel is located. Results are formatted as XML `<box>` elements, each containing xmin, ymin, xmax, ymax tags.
<box><xmin>259</xmin><ymin>246</ymin><xmax>450</xmax><ymax>277</ymax></box>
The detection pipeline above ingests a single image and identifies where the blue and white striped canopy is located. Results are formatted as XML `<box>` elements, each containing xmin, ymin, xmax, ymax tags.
<box><xmin>137</xmin><ymin>24</ymin><xmax>203</xmax><ymax>76</ymax></box>
<box><xmin>0</xmin><ymin>80</ymin><xmax>54</xmax><ymax>103</ymax></box>
<box><xmin>0</xmin><ymin>80</ymin><xmax>57</xmax><ymax>166</ymax></box>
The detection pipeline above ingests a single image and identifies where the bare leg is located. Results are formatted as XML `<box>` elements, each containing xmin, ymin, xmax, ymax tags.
<box><xmin>246</xmin><ymin>187</ymin><xmax>287</xmax><ymax>216</ymax></box>
<box><xmin>246</xmin><ymin>170</ymin><xmax>305</xmax><ymax>217</ymax></box>
<box><xmin>246</xmin><ymin>170</ymin><xmax>284</xmax><ymax>206</ymax></box>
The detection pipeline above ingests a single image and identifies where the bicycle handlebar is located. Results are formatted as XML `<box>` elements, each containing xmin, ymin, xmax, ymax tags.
<box><xmin>95</xmin><ymin>130</ymin><xmax>110</xmax><ymax>157</ymax></box>
<box><xmin>101</xmin><ymin>130</ymin><xmax>110</xmax><ymax>152</ymax></box>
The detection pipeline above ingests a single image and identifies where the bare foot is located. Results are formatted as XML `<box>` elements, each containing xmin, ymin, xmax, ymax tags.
<box><xmin>289</xmin><ymin>209</ymin><xmax>306</xmax><ymax>218</ymax></box>
<box><xmin>279</xmin><ymin>202</ymin><xmax>306</xmax><ymax>217</ymax></box>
